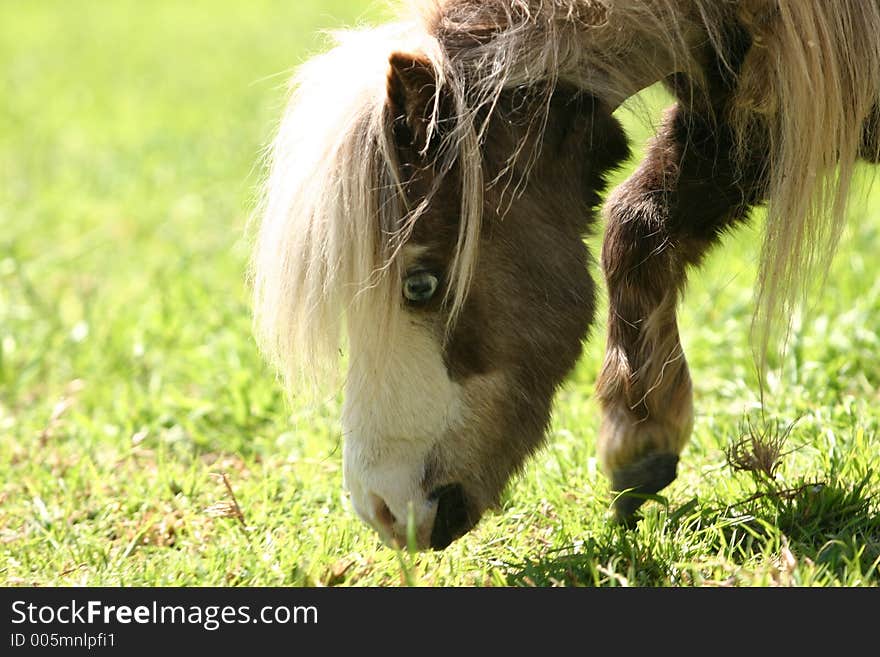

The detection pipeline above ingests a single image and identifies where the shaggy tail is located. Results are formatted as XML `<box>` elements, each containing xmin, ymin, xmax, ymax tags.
<box><xmin>729</xmin><ymin>0</ymin><xmax>880</xmax><ymax>361</ymax></box>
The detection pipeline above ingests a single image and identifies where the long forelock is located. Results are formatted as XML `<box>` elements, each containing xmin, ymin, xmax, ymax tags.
<box><xmin>250</xmin><ymin>21</ymin><xmax>490</xmax><ymax>394</ymax></box>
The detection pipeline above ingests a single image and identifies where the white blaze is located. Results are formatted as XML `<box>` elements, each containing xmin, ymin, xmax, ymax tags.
<box><xmin>342</xmin><ymin>272</ymin><xmax>462</xmax><ymax>545</ymax></box>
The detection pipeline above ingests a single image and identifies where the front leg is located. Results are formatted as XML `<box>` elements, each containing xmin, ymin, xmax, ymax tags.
<box><xmin>597</xmin><ymin>102</ymin><xmax>767</xmax><ymax>520</ymax></box>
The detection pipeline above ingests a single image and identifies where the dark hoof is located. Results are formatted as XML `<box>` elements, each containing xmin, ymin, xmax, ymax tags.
<box><xmin>611</xmin><ymin>453</ymin><xmax>679</xmax><ymax>523</ymax></box>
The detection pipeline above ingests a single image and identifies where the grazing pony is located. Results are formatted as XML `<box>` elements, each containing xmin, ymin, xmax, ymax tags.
<box><xmin>251</xmin><ymin>1</ymin><xmax>880</xmax><ymax>549</ymax></box>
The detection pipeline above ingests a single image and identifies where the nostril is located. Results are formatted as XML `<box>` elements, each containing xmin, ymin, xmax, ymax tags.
<box><xmin>368</xmin><ymin>493</ymin><xmax>397</xmax><ymax>532</ymax></box>
<box><xmin>429</xmin><ymin>483</ymin><xmax>470</xmax><ymax>550</ymax></box>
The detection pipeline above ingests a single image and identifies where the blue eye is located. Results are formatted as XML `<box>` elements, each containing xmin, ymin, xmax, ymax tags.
<box><xmin>403</xmin><ymin>271</ymin><xmax>440</xmax><ymax>304</ymax></box>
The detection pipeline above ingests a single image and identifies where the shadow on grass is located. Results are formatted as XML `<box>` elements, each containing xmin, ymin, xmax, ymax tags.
<box><xmin>706</xmin><ymin>472</ymin><xmax>880</xmax><ymax>582</ymax></box>
<box><xmin>503</xmin><ymin>473</ymin><xmax>879</xmax><ymax>586</ymax></box>
<box><xmin>503</xmin><ymin>530</ymin><xmax>673</xmax><ymax>586</ymax></box>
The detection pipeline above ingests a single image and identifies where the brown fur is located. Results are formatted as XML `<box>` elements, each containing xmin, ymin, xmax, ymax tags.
<box><xmin>596</xmin><ymin>6</ymin><xmax>878</xmax><ymax>505</ymax></box>
<box><xmin>396</xmin><ymin>79</ymin><xmax>628</xmax><ymax>528</ymax></box>
<box><xmin>597</xmin><ymin>30</ymin><xmax>768</xmax><ymax>476</ymax></box>
<box><xmin>598</xmin><ymin>101</ymin><xmax>767</xmax><ymax>477</ymax></box>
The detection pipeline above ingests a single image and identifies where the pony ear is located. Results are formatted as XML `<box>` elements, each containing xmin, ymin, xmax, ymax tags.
<box><xmin>386</xmin><ymin>52</ymin><xmax>445</xmax><ymax>159</ymax></box>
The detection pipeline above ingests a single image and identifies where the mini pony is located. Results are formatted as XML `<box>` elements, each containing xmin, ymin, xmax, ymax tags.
<box><xmin>251</xmin><ymin>1</ymin><xmax>880</xmax><ymax>549</ymax></box>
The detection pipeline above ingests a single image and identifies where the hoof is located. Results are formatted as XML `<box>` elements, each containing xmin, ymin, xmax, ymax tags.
<box><xmin>611</xmin><ymin>452</ymin><xmax>679</xmax><ymax>523</ymax></box>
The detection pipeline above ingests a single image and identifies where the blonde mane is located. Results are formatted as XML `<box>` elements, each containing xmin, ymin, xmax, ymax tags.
<box><xmin>249</xmin><ymin>20</ymin><xmax>487</xmax><ymax>392</ymax></box>
<box><xmin>250</xmin><ymin>0</ymin><xmax>880</xmax><ymax>392</ymax></box>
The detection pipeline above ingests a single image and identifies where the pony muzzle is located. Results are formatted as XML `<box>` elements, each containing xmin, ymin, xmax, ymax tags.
<box><xmin>347</xmin><ymin>476</ymin><xmax>473</xmax><ymax>550</ymax></box>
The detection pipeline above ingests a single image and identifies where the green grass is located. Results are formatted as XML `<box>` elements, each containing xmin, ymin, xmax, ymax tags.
<box><xmin>2</xmin><ymin>0</ymin><xmax>878</xmax><ymax>587</ymax></box>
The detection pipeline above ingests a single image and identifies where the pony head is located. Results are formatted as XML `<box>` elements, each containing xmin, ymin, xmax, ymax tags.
<box><xmin>251</xmin><ymin>17</ymin><xmax>629</xmax><ymax>549</ymax></box>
